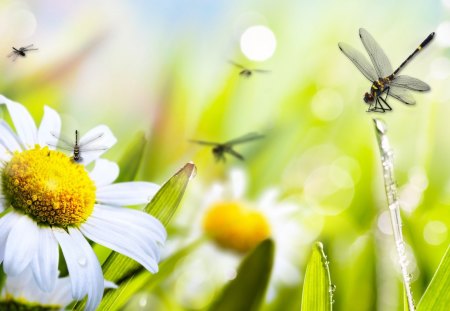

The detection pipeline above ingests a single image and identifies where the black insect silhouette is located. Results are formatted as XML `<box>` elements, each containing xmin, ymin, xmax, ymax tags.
<box><xmin>339</xmin><ymin>28</ymin><xmax>434</xmax><ymax>112</ymax></box>
<box><xmin>49</xmin><ymin>130</ymin><xmax>107</xmax><ymax>163</ymax></box>
<box><xmin>7</xmin><ymin>44</ymin><xmax>38</xmax><ymax>61</ymax></box>
<box><xmin>190</xmin><ymin>133</ymin><xmax>264</xmax><ymax>162</ymax></box>
<box><xmin>228</xmin><ymin>60</ymin><xmax>270</xmax><ymax>78</ymax></box>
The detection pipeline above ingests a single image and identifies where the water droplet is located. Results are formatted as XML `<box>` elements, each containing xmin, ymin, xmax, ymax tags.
<box><xmin>188</xmin><ymin>162</ymin><xmax>197</xmax><ymax>180</ymax></box>
<box><xmin>329</xmin><ymin>284</ymin><xmax>337</xmax><ymax>293</ymax></box>
<box><xmin>78</xmin><ymin>257</ymin><xmax>87</xmax><ymax>267</ymax></box>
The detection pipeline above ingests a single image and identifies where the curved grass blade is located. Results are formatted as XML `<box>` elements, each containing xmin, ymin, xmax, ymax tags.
<box><xmin>116</xmin><ymin>131</ymin><xmax>147</xmax><ymax>182</ymax></box>
<box><xmin>72</xmin><ymin>162</ymin><xmax>196</xmax><ymax>310</ymax></box>
<box><xmin>97</xmin><ymin>239</ymin><xmax>203</xmax><ymax>310</ymax></box>
<box><xmin>416</xmin><ymin>244</ymin><xmax>450</xmax><ymax>311</ymax></box>
<box><xmin>208</xmin><ymin>239</ymin><xmax>274</xmax><ymax>311</ymax></box>
<box><xmin>301</xmin><ymin>242</ymin><xmax>333</xmax><ymax>311</ymax></box>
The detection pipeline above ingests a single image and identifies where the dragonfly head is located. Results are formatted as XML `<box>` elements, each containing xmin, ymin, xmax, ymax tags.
<box><xmin>364</xmin><ymin>92</ymin><xmax>374</xmax><ymax>103</ymax></box>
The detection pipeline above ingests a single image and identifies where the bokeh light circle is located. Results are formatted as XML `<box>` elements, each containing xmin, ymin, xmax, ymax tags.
<box><xmin>423</xmin><ymin>221</ymin><xmax>448</xmax><ymax>245</ymax></box>
<box><xmin>311</xmin><ymin>89</ymin><xmax>344</xmax><ymax>121</ymax></box>
<box><xmin>240</xmin><ymin>25</ymin><xmax>277</xmax><ymax>61</ymax></box>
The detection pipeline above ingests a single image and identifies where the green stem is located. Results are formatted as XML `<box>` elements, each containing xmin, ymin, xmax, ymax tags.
<box><xmin>373</xmin><ymin>119</ymin><xmax>415</xmax><ymax>311</ymax></box>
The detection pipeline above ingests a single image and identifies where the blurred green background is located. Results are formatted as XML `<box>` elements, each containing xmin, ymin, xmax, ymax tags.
<box><xmin>1</xmin><ymin>0</ymin><xmax>450</xmax><ymax>310</ymax></box>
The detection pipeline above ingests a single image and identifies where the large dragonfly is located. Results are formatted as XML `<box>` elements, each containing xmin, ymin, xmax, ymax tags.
<box><xmin>190</xmin><ymin>132</ymin><xmax>264</xmax><ymax>162</ymax></box>
<box><xmin>339</xmin><ymin>28</ymin><xmax>434</xmax><ymax>112</ymax></box>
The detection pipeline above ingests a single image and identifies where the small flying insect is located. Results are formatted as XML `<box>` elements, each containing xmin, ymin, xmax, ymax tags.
<box><xmin>50</xmin><ymin>130</ymin><xmax>107</xmax><ymax>163</ymax></box>
<box><xmin>7</xmin><ymin>44</ymin><xmax>39</xmax><ymax>61</ymax></box>
<box><xmin>190</xmin><ymin>132</ymin><xmax>264</xmax><ymax>162</ymax></box>
<box><xmin>338</xmin><ymin>28</ymin><xmax>434</xmax><ymax>112</ymax></box>
<box><xmin>228</xmin><ymin>60</ymin><xmax>270</xmax><ymax>78</ymax></box>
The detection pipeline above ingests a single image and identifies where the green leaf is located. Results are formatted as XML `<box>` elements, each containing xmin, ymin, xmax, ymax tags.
<box><xmin>72</xmin><ymin>162</ymin><xmax>196</xmax><ymax>311</ymax></box>
<box><xmin>116</xmin><ymin>131</ymin><xmax>147</xmax><ymax>182</ymax></box>
<box><xmin>208</xmin><ymin>239</ymin><xmax>274</xmax><ymax>311</ymax></box>
<box><xmin>97</xmin><ymin>239</ymin><xmax>203</xmax><ymax>310</ymax></box>
<box><xmin>417</xmin><ymin>243</ymin><xmax>450</xmax><ymax>311</ymax></box>
<box><xmin>301</xmin><ymin>242</ymin><xmax>333</xmax><ymax>311</ymax></box>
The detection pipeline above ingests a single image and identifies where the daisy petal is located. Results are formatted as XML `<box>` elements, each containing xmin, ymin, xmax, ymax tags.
<box><xmin>0</xmin><ymin>212</ymin><xmax>21</xmax><ymax>262</ymax></box>
<box><xmin>230</xmin><ymin>168</ymin><xmax>247</xmax><ymax>199</ymax></box>
<box><xmin>48</xmin><ymin>276</ymin><xmax>73</xmax><ymax>306</ymax></box>
<box><xmin>96</xmin><ymin>182</ymin><xmax>159</xmax><ymax>206</ymax></box>
<box><xmin>0</xmin><ymin>120</ymin><xmax>22</xmax><ymax>152</ymax></box>
<box><xmin>53</xmin><ymin>227</ymin><xmax>104</xmax><ymax>311</ymax></box>
<box><xmin>0</xmin><ymin>95</ymin><xmax>38</xmax><ymax>148</ymax></box>
<box><xmin>91</xmin><ymin>204</ymin><xmax>166</xmax><ymax>243</ymax></box>
<box><xmin>38</xmin><ymin>106</ymin><xmax>61</xmax><ymax>149</ymax></box>
<box><xmin>4</xmin><ymin>214</ymin><xmax>39</xmax><ymax>276</ymax></box>
<box><xmin>89</xmin><ymin>159</ymin><xmax>119</xmax><ymax>187</ymax></box>
<box><xmin>78</xmin><ymin>125</ymin><xmax>117</xmax><ymax>166</ymax></box>
<box><xmin>31</xmin><ymin>226</ymin><xmax>59</xmax><ymax>292</ymax></box>
<box><xmin>81</xmin><ymin>205</ymin><xmax>166</xmax><ymax>273</ymax></box>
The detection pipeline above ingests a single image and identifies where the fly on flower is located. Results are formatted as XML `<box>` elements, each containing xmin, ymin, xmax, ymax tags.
<box><xmin>7</xmin><ymin>44</ymin><xmax>38</xmax><ymax>61</ymax></box>
<box><xmin>228</xmin><ymin>60</ymin><xmax>270</xmax><ymax>78</ymax></box>
<box><xmin>338</xmin><ymin>28</ymin><xmax>434</xmax><ymax>112</ymax></box>
<box><xmin>190</xmin><ymin>132</ymin><xmax>264</xmax><ymax>162</ymax></box>
<box><xmin>49</xmin><ymin>130</ymin><xmax>107</xmax><ymax>163</ymax></box>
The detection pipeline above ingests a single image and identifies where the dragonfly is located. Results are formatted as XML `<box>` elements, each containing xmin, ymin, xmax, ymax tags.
<box><xmin>50</xmin><ymin>130</ymin><xmax>107</xmax><ymax>163</ymax></box>
<box><xmin>190</xmin><ymin>133</ymin><xmax>265</xmax><ymax>162</ymax></box>
<box><xmin>7</xmin><ymin>44</ymin><xmax>38</xmax><ymax>61</ymax></box>
<box><xmin>228</xmin><ymin>60</ymin><xmax>270</xmax><ymax>78</ymax></box>
<box><xmin>338</xmin><ymin>28</ymin><xmax>434</xmax><ymax>112</ymax></box>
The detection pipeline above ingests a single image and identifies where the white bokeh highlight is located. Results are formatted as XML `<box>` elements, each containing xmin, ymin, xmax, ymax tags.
<box><xmin>240</xmin><ymin>25</ymin><xmax>277</xmax><ymax>61</ymax></box>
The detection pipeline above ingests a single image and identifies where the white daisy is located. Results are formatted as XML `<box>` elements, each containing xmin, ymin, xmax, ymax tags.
<box><xmin>166</xmin><ymin>168</ymin><xmax>323</xmax><ymax>307</ymax></box>
<box><xmin>1</xmin><ymin>267</ymin><xmax>73</xmax><ymax>310</ymax></box>
<box><xmin>0</xmin><ymin>267</ymin><xmax>117</xmax><ymax>310</ymax></box>
<box><xmin>0</xmin><ymin>95</ymin><xmax>167</xmax><ymax>310</ymax></box>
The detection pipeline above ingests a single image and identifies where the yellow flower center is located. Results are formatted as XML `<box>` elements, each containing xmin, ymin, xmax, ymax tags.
<box><xmin>1</xmin><ymin>146</ymin><xmax>96</xmax><ymax>227</ymax></box>
<box><xmin>202</xmin><ymin>201</ymin><xmax>271</xmax><ymax>253</ymax></box>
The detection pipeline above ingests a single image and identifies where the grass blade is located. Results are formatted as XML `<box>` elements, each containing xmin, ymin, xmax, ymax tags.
<box><xmin>417</xmin><ymin>244</ymin><xmax>450</xmax><ymax>310</ymax></box>
<box><xmin>301</xmin><ymin>242</ymin><xmax>333</xmax><ymax>311</ymax></box>
<box><xmin>208</xmin><ymin>239</ymin><xmax>274</xmax><ymax>311</ymax></box>
<box><xmin>97</xmin><ymin>239</ymin><xmax>203</xmax><ymax>310</ymax></box>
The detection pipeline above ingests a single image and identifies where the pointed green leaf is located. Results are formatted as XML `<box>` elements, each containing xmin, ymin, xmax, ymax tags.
<box><xmin>301</xmin><ymin>242</ymin><xmax>333</xmax><ymax>311</ymax></box>
<box><xmin>417</xmin><ymin>244</ymin><xmax>450</xmax><ymax>311</ymax></box>
<box><xmin>97</xmin><ymin>239</ymin><xmax>203</xmax><ymax>310</ymax></box>
<box><xmin>208</xmin><ymin>239</ymin><xmax>274</xmax><ymax>311</ymax></box>
<box><xmin>72</xmin><ymin>162</ymin><xmax>196</xmax><ymax>311</ymax></box>
<box><xmin>116</xmin><ymin>131</ymin><xmax>147</xmax><ymax>182</ymax></box>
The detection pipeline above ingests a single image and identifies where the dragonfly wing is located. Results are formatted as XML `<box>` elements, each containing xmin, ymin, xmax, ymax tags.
<box><xmin>225</xmin><ymin>132</ymin><xmax>265</xmax><ymax>145</ymax></box>
<box><xmin>359</xmin><ymin>28</ymin><xmax>393</xmax><ymax>78</ymax></box>
<box><xmin>79</xmin><ymin>132</ymin><xmax>104</xmax><ymax>146</ymax></box>
<box><xmin>388</xmin><ymin>86</ymin><xmax>416</xmax><ymax>105</ymax></box>
<box><xmin>189</xmin><ymin>139</ymin><xmax>220</xmax><ymax>146</ymax></box>
<box><xmin>253</xmin><ymin>69</ymin><xmax>271</xmax><ymax>73</ymax></box>
<box><xmin>338</xmin><ymin>42</ymin><xmax>378</xmax><ymax>82</ymax></box>
<box><xmin>51</xmin><ymin>131</ymin><xmax>74</xmax><ymax>148</ymax></box>
<box><xmin>226</xmin><ymin>148</ymin><xmax>245</xmax><ymax>161</ymax></box>
<box><xmin>390</xmin><ymin>75</ymin><xmax>430</xmax><ymax>91</ymax></box>
<box><xmin>228</xmin><ymin>60</ymin><xmax>245</xmax><ymax>69</ymax></box>
<box><xmin>79</xmin><ymin>146</ymin><xmax>109</xmax><ymax>151</ymax></box>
